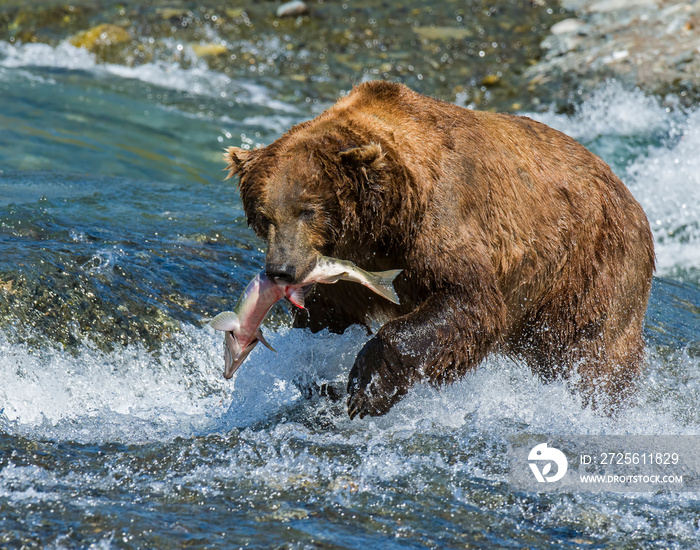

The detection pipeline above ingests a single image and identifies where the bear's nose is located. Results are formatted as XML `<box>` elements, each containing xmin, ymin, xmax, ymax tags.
<box><xmin>265</xmin><ymin>263</ymin><xmax>296</xmax><ymax>284</ymax></box>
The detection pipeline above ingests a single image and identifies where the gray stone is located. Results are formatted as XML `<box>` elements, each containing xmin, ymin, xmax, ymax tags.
<box><xmin>671</xmin><ymin>50</ymin><xmax>696</xmax><ymax>68</ymax></box>
<box><xmin>551</xmin><ymin>18</ymin><xmax>588</xmax><ymax>35</ymax></box>
<box><xmin>586</xmin><ymin>0</ymin><xmax>657</xmax><ymax>13</ymax></box>
<box><xmin>276</xmin><ymin>0</ymin><xmax>309</xmax><ymax>18</ymax></box>
<box><xmin>542</xmin><ymin>33</ymin><xmax>585</xmax><ymax>57</ymax></box>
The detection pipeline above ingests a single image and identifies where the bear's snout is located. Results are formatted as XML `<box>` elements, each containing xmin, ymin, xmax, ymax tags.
<box><xmin>264</xmin><ymin>220</ymin><xmax>318</xmax><ymax>284</ymax></box>
<box><xmin>265</xmin><ymin>262</ymin><xmax>297</xmax><ymax>284</ymax></box>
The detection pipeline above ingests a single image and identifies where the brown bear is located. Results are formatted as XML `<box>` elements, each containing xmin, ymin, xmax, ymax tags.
<box><xmin>224</xmin><ymin>81</ymin><xmax>655</xmax><ymax>419</ymax></box>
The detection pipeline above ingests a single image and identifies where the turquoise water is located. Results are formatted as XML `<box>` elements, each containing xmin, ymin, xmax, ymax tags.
<box><xmin>1</xmin><ymin>38</ymin><xmax>699</xmax><ymax>548</ymax></box>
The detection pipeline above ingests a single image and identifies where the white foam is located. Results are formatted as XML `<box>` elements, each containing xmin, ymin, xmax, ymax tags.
<box><xmin>147</xmin><ymin>341</ymin><xmax>700</xmax><ymax>503</ymax></box>
<box><xmin>0</xmin><ymin>326</ymin><xmax>230</xmax><ymax>443</ymax></box>
<box><xmin>0</xmin><ymin>40</ymin><xmax>97</xmax><ymax>71</ymax></box>
<box><xmin>3</xmin><ymin>317</ymin><xmax>696</xmax><ymax>546</ymax></box>
<box><xmin>0</xmin><ymin>40</ymin><xmax>299</xmax><ymax>113</ymax></box>
<box><xmin>356</xmin><ymin>352</ymin><xmax>699</xmax><ymax>440</ymax></box>
<box><xmin>1</xmin><ymin>316</ymin><xmax>697</xmax><ymax>446</ymax></box>
<box><xmin>533</xmin><ymin>82</ymin><xmax>671</xmax><ymax>142</ymax></box>
<box><xmin>626</xmin><ymin>109</ymin><xmax>700</xmax><ymax>275</ymax></box>
<box><xmin>218</xmin><ymin>325</ymin><xmax>368</xmax><ymax>428</ymax></box>
<box><xmin>0</xmin><ymin>464</ymin><xmax>62</xmax><ymax>503</ymax></box>
<box><xmin>0</xmin><ymin>322</ymin><xmax>369</xmax><ymax>443</ymax></box>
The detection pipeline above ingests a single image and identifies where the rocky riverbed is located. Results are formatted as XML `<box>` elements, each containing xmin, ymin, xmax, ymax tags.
<box><xmin>528</xmin><ymin>0</ymin><xmax>700</xmax><ymax>107</ymax></box>
<box><xmin>0</xmin><ymin>0</ymin><xmax>568</xmax><ymax>114</ymax></box>
<box><xmin>2</xmin><ymin>0</ymin><xmax>698</xmax><ymax>113</ymax></box>
<box><xmin>2</xmin><ymin>0</ymin><xmax>698</xmax><ymax>112</ymax></box>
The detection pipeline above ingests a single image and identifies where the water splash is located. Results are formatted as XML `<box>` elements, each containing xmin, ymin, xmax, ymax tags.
<box><xmin>534</xmin><ymin>83</ymin><xmax>672</xmax><ymax>143</ymax></box>
<box><xmin>627</xmin><ymin>109</ymin><xmax>700</xmax><ymax>279</ymax></box>
<box><xmin>2</xmin><ymin>314</ymin><xmax>697</xmax><ymax>447</ymax></box>
<box><xmin>0</xmin><ymin>326</ymin><xmax>229</xmax><ymax>443</ymax></box>
<box><xmin>0</xmin><ymin>39</ymin><xmax>299</xmax><ymax>113</ymax></box>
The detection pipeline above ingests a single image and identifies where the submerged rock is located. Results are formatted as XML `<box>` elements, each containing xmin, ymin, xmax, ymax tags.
<box><xmin>481</xmin><ymin>74</ymin><xmax>501</xmax><ymax>87</ymax></box>
<box><xmin>412</xmin><ymin>26</ymin><xmax>473</xmax><ymax>41</ymax></box>
<box><xmin>191</xmin><ymin>43</ymin><xmax>228</xmax><ymax>58</ymax></box>
<box><xmin>69</xmin><ymin>24</ymin><xmax>132</xmax><ymax>52</ymax></box>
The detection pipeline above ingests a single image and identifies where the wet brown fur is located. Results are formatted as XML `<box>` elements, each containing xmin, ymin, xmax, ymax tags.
<box><xmin>224</xmin><ymin>81</ymin><xmax>655</xmax><ymax>418</ymax></box>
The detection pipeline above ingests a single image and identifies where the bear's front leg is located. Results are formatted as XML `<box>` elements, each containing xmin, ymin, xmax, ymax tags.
<box><xmin>347</xmin><ymin>288</ymin><xmax>506</xmax><ymax>419</ymax></box>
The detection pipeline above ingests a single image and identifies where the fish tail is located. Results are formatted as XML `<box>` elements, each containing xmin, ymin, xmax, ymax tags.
<box><xmin>366</xmin><ymin>269</ymin><xmax>402</xmax><ymax>305</ymax></box>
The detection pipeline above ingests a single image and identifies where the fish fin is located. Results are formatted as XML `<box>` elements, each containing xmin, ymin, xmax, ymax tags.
<box><xmin>322</xmin><ymin>272</ymin><xmax>346</xmax><ymax>284</ymax></box>
<box><xmin>256</xmin><ymin>328</ymin><xmax>276</xmax><ymax>353</ymax></box>
<box><xmin>209</xmin><ymin>311</ymin><xmax>239</xmax><ymax>331</ymax></box>
<box><xmin>287</xmin><ymin>287</ymin><xmax>305</xmax><ymax>309</ymax></box>
<box><xmin>365</xmin><ymin>269</ymin><xmax>403</xmax><ymax>305</ymax></box>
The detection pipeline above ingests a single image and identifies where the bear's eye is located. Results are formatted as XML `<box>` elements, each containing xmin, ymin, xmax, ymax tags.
<box><xmin>299</xmin><ymin>208</ymin><xmax>316</xmax><ymax>222</ymax></box>
<box><xmin>257</xmin><ymin>213</ymin><xmax>273</xmax><ymax>233</ymax></box>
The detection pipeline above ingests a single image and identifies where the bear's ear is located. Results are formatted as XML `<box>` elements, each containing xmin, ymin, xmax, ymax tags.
<box><xmin>223</xmin><ymin>146</ymin><xmax>254</xmax><ymax>179</ymax></box>
<box><xmin>339</xmin><ymin>143</ymin><xmax>386</xmax><ymax>170</ymax></box>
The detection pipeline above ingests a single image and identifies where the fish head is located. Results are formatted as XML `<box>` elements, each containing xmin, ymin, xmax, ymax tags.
<box><xmin>223</xmin><ymin>331</ymin><xmax>257</xmax><ymax>379</ymax></box>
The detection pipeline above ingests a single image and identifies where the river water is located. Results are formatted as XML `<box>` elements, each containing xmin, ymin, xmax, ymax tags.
<box><xmin>1</xmin><ymin>23</ymin><xmax>699</xmax><ymax>550</ymax></box>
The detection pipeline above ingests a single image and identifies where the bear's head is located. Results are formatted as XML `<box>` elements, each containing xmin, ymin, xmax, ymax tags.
<box><xmin>224</xmin><ymin>137</ymin><xmax>389</xmax><ymax>284</ymax></box>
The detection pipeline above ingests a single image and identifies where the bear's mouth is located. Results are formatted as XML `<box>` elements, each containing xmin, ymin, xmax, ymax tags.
<box><xmin>291</xmin><ymin>254</ymin><xmax>322</xmax><ymax>286</ymax></box>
